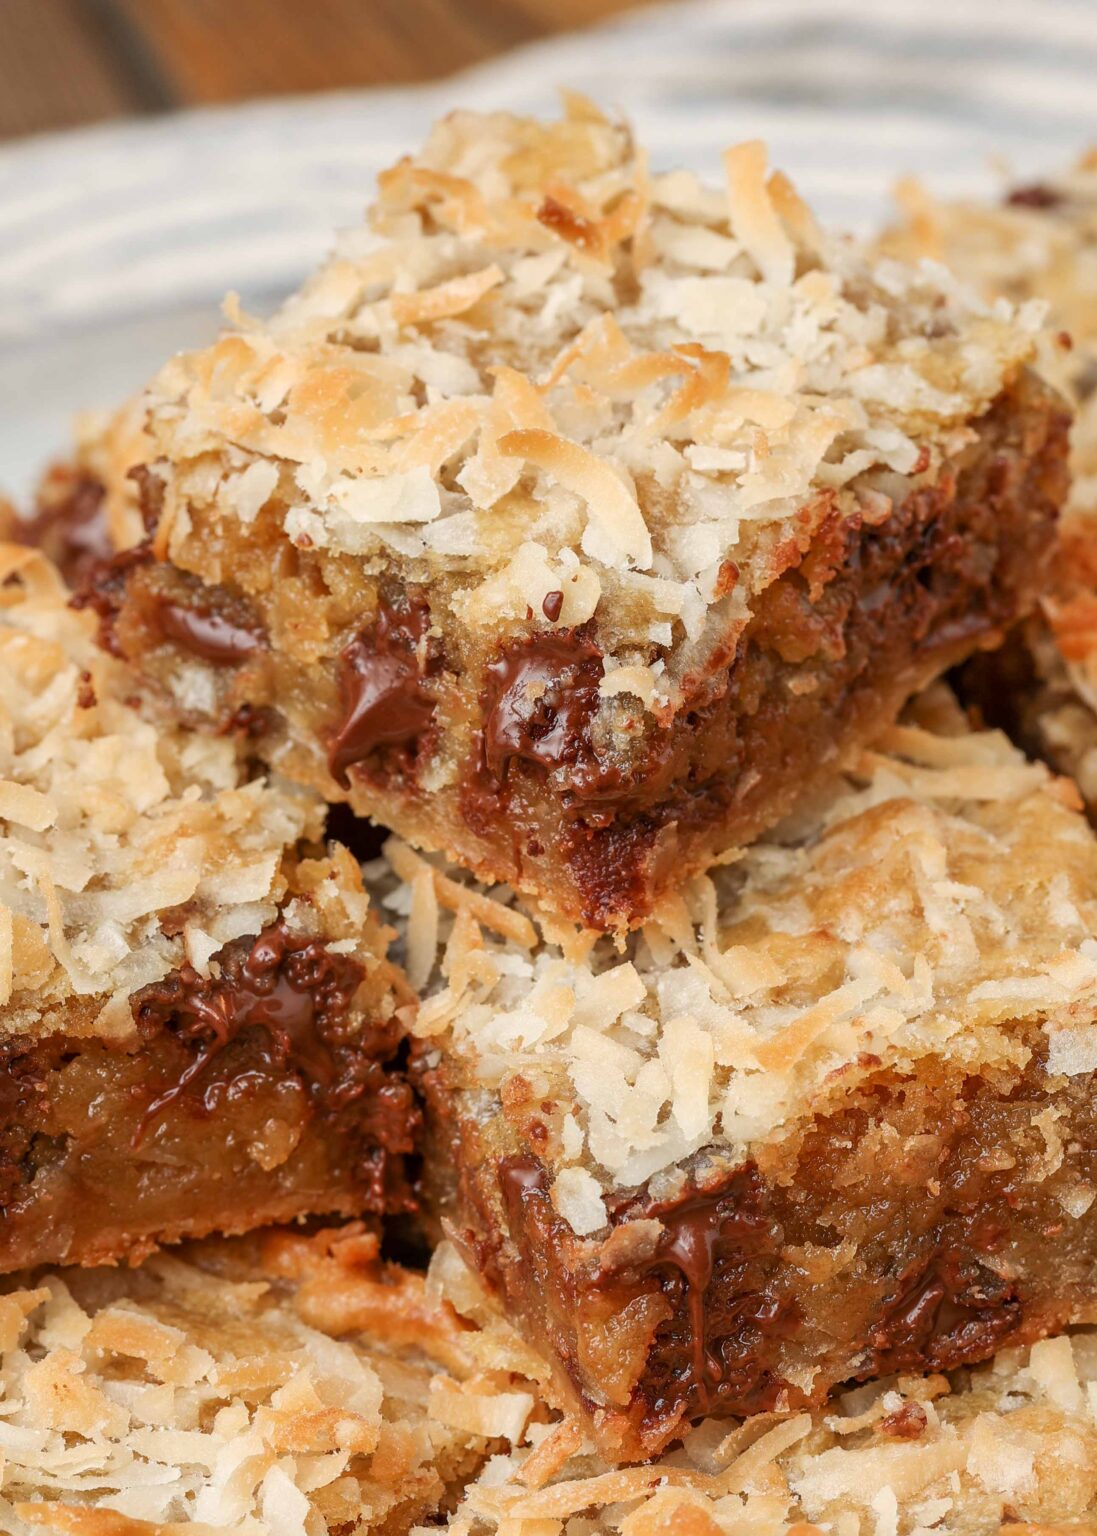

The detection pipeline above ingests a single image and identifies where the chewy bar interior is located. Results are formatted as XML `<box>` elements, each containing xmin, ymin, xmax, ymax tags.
<box><xmin>882</xmin><ymin>157</ymin><xmax>1097</xmax><ymax>814</ymax></box>
<box><xmin>0</xmin><ymin>543</ymin><xmax>420</xmax><ymax>1272</ymax></box>
<box><xmin>0</xmin><ymin>1225</ymin><xmax>543</xmax><ymax>1536</ymax></box>
<box><xmin>10</xmin><ymin>1227</ymin><xmax>1097</xmax><ymax>1536</ymax></box>
<box><xmin>394</xmin><ymin>689</ymin><xmax>1097</xmax><ymax>1462</ymax></box>
<box><xmin>93</xmin><ymin>99</ymin><xmax>1066</xmax><ymax>932</ymax></box>
<box><xmin>457</xmin><ymin>1344</ymin><xmax>1097</xmax><ymax>1536</ymax></box>
<box><xmin>442</xmin><ymin>1306</ymin><xmax>1097</xmax><ymax>1536</ymax></box>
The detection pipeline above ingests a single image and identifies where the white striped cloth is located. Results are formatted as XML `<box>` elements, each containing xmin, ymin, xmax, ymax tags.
<box><xmin>0</xmin><ymin>0</ymin><xmax>1094</xmax><ymax>490</ymax></box>
<box><xmin>2</xmin><ymin>0</ymin><xmax>1095</xmax><ymax>342</ymax></box>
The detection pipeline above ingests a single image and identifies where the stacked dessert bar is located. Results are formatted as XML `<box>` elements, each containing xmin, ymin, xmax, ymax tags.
<box><xmin>76</xmin><ymin>107</ymin><xmax>1065</xmax><ymax>933</ymax></box>
<box><xmin>0</xmin><ymin>545</ymin><xmax>420</xmax><ymax>1271</ymax></box>
<box><xmin>8</xmin><ymin>100</ymin><xmax>1097</xmax><ymax>1531</ymax></box>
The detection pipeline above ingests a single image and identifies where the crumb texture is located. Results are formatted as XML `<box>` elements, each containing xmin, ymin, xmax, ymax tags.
<box><xmin>884</xmin><ymin>158</ymin><xmax>1097</xmax><ymax>805</ymax></box>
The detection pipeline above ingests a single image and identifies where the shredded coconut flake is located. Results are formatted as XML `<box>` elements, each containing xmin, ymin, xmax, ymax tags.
<box><xmin>388</xmin><ymin>687</ymin><xmax>1097</xmax><ymax>1184</ymax></box>
<box><xmin>135</xmin><ymin>98</ymin><xmax>1036</xmax><ymax>717</ymax></box>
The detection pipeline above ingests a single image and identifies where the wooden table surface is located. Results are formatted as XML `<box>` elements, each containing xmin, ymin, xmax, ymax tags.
<box><xmin>0</xmin><ymin>0</ymin><xmax>654</xmax><ymax>142</ymax></box>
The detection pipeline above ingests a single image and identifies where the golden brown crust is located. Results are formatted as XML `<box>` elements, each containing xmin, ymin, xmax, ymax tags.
<box><xmin>437</xmin><ymin>1268</ymin><xmax>1097</xmax><ymax>1536</ymax></box>
<box><xmin>399</xmin><ymin>691</ymin><xmax>1097</xmax><ymax>1185</ymax></box>
<box><xmin>100</xmin><ymin>350</ymin><xmax>1067</xmax><ymax>933</ymax></box>
<box><xmin>879</xmin><ymin>155</ymin><xmax>1097</xmax><ymax>504</ymax></box>
<box><xmin>881</xmin><ymin>156</ymin><xmax>1097</xmax><ymax>821</ymax></box>
<box><xmin>9</xmin><ymin>1233</ymin><xmax>1097</xmax><ymax>1535</ymax></box>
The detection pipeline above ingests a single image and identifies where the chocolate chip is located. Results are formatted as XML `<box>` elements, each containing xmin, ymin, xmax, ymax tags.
<box><xmin>70</xmin><ymin>541</ymin><xmax>154</xmax><ymax>657</ymax></box>
<box><xmin>630</xmin><ymin>1178</ymin><xmax>794</xmax><ymax>1418</ymax></box>
<box><xmin>542</xmin><ymin>589</ymin><xmax>564</xmax><ymax>622</ymax></box>
<box><xmin>1006</xmin><ymin>183</ymin><xmax>1064</xmax><ymax>210</ymax></box>
<box><xmin>129</xmin><ymin>920</ymin><xmax>386</xmax><ymax>1143</ymax></box>
<box><xmin>16</xmin><ymin>472</ymin><xmax>110</xmax><ymax>588</ymax></box>
<box><xmin>870</xmin><ymin>1248</ymin><xmax>1021</xmax><ymax>1371</ymax></box>
<box><xmin>479</xmin><ymin>628</ymin><xmax>605</xmax><ymax>786</ymax></box>
<box><xmin>154</xmin><ymin>596</ymin><xmax>264</xmax><ymax>665</ymax></box>
<box><xmin>328</xmin><ymin>596</ymin><xmax>439</xmax><ymax>787</ymax></box>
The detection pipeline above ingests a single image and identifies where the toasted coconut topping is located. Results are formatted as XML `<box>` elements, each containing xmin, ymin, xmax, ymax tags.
<box><xmin>881</xmin><ymin>155</ymin><xmax>1097</xmax><ymax>782</ymax></box>
<box><xmin>0</xmin><ymin>545</ymin><xmax>387</xmax><ymax>1039</ymax></box>
<box><xmin>0</xmin><ymin>1227</ymin><xmax>539</xmax><ymax>1536</ymax></box>
<box><xmin>882</xmin><ymin>154</ymin><xmax>1097</xmax><ymax>513</ymax></box>
<box><xmin>435</xmin><ymin>1240</ymin><xmax>1097</xmax><ymax>1536</ymax></box>
<box><xmin>382</xmin><ymin>686</ymin><xmax>1097</xmax><ymax>1212</ymax></box>
<box><xmin>138</xmin><ymin>98</ymin><xmax>1038</xmax><ymax>710</ymax></box>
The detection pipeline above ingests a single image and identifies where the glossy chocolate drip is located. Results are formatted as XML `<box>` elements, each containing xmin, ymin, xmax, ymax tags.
<box><xmin>622</xmin><ymin>1172</ymin><xmax>795</xmax><ymax>1420</ymax></box>
<box><xmin>155</xmin><ymin>596</ymin><xmax>263</xmax><ymax>665</ymax></box>
<box><xmin>18</xmin><ymin>472</ymin><xmax>110</xmax><ymax>588</ymax></box>
<box><xmin>328</xmin><ymin>596</ymin><xmax>438</xmax><ymax>787</ymax></box>
<box><xmin>130</xmin><ymin>920</ymin><xmax>389</xmax><ymax>1143</ymax></box>
<box><xmin>645</xmin><ymin>1198</ymin><xmax>729</xmax><ymax>1414</ymax></box>
<box><xmin>480</xmin><ymin>629</ymin><xmax>605</xmax><ymax>786</ymax></box>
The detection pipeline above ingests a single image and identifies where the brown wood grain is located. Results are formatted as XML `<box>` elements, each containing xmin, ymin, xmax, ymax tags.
<box><xmin>109</xmin><ymin>0</ymin><xmax>531</xmax><ymax>96</ymax></box>
<box><xmin>0</xmin><ymin>0</ymin><xmax>151</xmax><ymax>139</ymax></box>
<box><xmin>0</xmin><ymin>0</ymin><xmax>656</xmax><ymax>142</ymax></box>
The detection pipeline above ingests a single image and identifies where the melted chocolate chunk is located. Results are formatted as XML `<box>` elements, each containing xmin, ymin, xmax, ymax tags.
<box><xmin>635</xmin><ymin>1180</ymin><xmax>794</xmax><ymax>1418</ymax></box>
<box><xmin>870</xmin><ymin>1245</ymin><xmax>1021</xmax><ymax>1371</ymax></box>
<box><xmin>1006</xmin><ymin>183</ymin><xmax>1064</xmax><ymax>210</ymax></box>
<box><xmin>17</xmin><ymin>472</ymin><xmax>110</xmax><ymax>588</ymax></box>
<box><xmin>328</xmin><ymin>596</ymin><xmax>439</xmax><ymax>788</ymax></box>
<box><xmin>71</xmin><ymin>541</ymin><xmax>153</xmax><ymax>657</ymax></box>
<box><xmin>479</xmin><ymin>629</ymin><xmax>605</xmax><ymax>787</ymax></box>
<box><xmin>155</xmin><ymin>596</ymin><xmax>263</xmax><ymax>665</ymax></box>
<box><xmin>129</xmin><ymin>920</ymin><xmax>398</xmax><ymax>1144</ymax></box>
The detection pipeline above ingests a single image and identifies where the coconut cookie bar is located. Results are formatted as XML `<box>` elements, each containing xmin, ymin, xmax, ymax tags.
<box><xmin>397</xmin><ymin>690</ymin><xmax>1097</xmax><ymax>1462</ymax></box>
<box><xmin>880</xmin><ymin>158</ymin><xmax>1097</xmax><ymax>811</ymax></box>
<box><xmin>94</xmin><ymin>100</ymin><xmax>1067</xmax><ymax>932</ymax></box>
<box><xmin>0</xmin><ymin>544</ymin><xmax>420</xmax><ymax>1272</ymax></box>
<box><xmin>0</xmin><ymin>1224</ymin><xmax>542</xmax><ymax>1536</ymax></box>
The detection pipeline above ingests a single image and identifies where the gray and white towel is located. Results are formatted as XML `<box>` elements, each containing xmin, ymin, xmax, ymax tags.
<box><xmin>0</xmin><ymin>0</ymin><xmax>1093</xmax><ymax>489</ymax></box>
